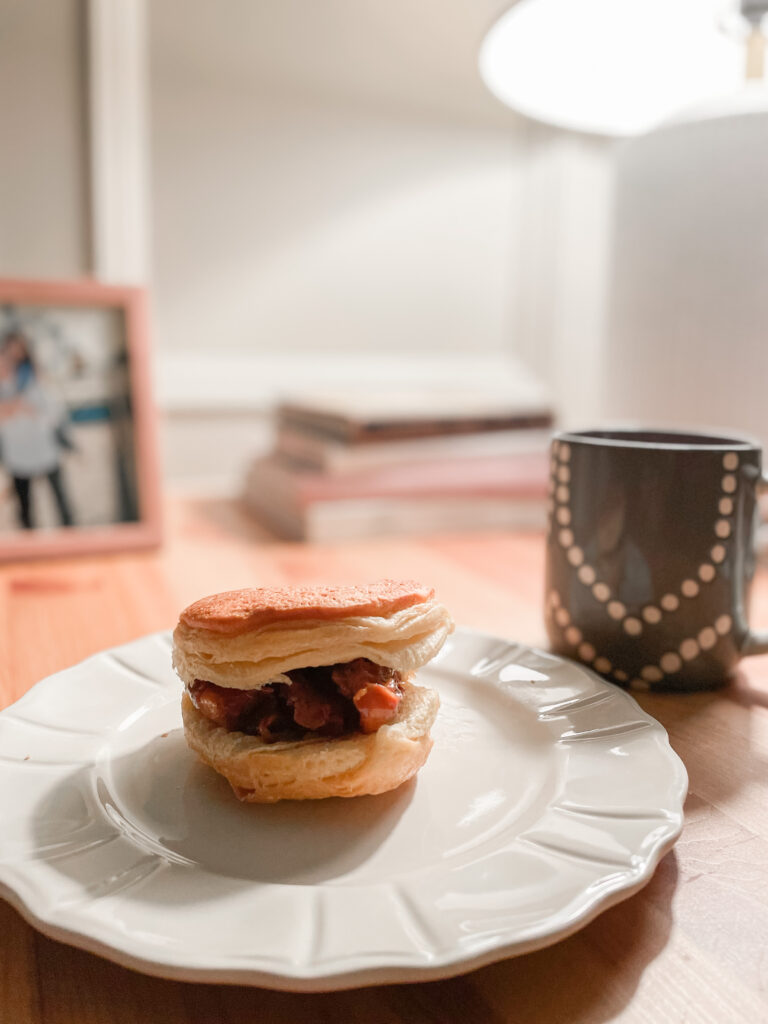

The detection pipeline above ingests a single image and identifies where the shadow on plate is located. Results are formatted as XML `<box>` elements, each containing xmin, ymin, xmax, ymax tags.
<box><xmin>29</xmin><ymin>729</ymin><xmax>416</xmax><ymax>900</ymax></box>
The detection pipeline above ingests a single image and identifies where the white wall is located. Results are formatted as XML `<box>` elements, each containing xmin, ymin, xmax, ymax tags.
<box><xmin>0</xmin><ymin>0</ymin><xmax>621</xmax><ymax>486</ymax></box>
<box><xmin>508</xmin><ymin>123</ymin><xmax>616</xmax><ymax>429</ymax></box>
<box><xmin>0</xmin><ymin>0</ymin><xmax>89</xmax><ymax>277</ymax></box>
<box><xmin>149</xmin><ymin>6</ymin><xmax>523</xmax><ymax>362</ymax></box>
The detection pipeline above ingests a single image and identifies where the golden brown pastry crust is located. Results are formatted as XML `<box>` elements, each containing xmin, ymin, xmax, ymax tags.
<box><xmin>181</xmin><ymin>681</ymin><xmax>439</xmax><ymax>802</ymax></box>
<box><xmin>179</xmin><ymin>580</ymin><xmax>433</xmax><ymax>636</ymax></box>
<box><xmin>173</xmin><ymin>591</ymin><xmax>453</xmax><ymax>690</ymax></box>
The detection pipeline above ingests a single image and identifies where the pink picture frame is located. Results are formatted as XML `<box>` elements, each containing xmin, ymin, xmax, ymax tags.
<box><xmin>0</xmin><ymin>278</ymin><xmax>162</xmax><ymax>561</ymax></box>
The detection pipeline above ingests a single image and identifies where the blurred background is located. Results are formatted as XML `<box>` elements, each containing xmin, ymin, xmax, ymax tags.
<box><xmin>2</xmin><ymin>0</ymin><xmax>767</xmax><ymax>539</ymax></box>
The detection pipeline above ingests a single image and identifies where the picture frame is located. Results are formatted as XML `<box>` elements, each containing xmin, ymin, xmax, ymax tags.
<box><xmin>0</xmin><ymin>278</ymin><xmax>162</xmax><ymax>561</ymax></box>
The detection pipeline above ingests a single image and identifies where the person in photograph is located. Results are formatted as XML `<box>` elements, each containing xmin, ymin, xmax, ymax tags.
<box><xmin>0</xmin><ymin>332</ymin><xmax>75</xmax><ymax>529</ymax></box>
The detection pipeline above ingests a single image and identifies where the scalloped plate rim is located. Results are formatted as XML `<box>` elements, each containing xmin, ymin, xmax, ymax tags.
<box><xmin>0</xmin><ymin>627</ymin><xmax>688</xmax><ymax>991</ymax></box>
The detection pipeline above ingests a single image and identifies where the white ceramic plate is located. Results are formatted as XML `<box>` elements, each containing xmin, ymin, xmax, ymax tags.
<box><xmin>0</xmin><ymin>628</ymin><xmax>687</xmax><ymax>991</ymax></box>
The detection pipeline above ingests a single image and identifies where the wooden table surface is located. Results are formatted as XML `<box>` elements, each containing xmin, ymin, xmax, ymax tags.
<box><xmin>2</xmin><ymin>496</ymin><xmax>768</xmax><ymax>1024</ymax></box>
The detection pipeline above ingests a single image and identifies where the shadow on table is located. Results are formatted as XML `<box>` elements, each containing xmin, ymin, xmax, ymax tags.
<box><xmin>726</xmin><ymin>666</ymin><xmax>768</xmax><ymax>711</ymax></box>
<box><xmin>455</xmin><ymin>849</ymin><xmax>679</xmax><ymax>1022</ymax></box>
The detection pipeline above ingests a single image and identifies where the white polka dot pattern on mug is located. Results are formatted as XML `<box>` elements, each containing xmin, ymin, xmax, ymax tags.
<box><xmin>660</xmin><ymin>652</ymin><xmax>682</xmax><ymax>674</ymax></box>
<box><xmin>698</xmin><ymin>627</ymin><xmax>717</xmax><ymax>650</ymax></box>
<box><xmin>547</xmin><ymin>444</ymin><xmax>743</xmax><ymax>689</ymax></box>
<box><xmin>548</xmin><ymin>586</ymin><xmax>733</xmax><ymax>690</ymax></box>
<box><xmin>567</xmin><ymin>547</ymin><xmax>584</xmax><ymax>567</ymax></box>
<box><xmin>548</xmin><ymin>444</ymin><xmax>740</xmax><ymax>641</ymax></box>
<box><xmin>641</xmin><ymin>666</ymin><xmax>663</xmax><ymax>683</ymax></box>
<box><xmin>680</xmin><ymin>638</ymin><xmax>700</xmax><ymax>661</ymax></box>
<box><xmin>715</xmin><ymin>520</ymin><xmax>731</xmax><ymax>539</ymax></box>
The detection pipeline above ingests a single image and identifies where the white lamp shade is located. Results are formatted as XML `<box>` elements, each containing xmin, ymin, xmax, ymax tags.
<box><xmin>479</xmin><ymin>0</ymin><xmax>754</xmax><ymax>136</ymax></box>
<box><xmin>602</xmin><ymin>101</ymin><xmax>768</xmax><ymax>445</ymax></box>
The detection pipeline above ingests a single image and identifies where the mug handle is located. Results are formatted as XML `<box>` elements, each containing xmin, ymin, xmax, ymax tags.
<box><xmin>742</xmin><ymin>469</ymin><xmax>768</xmax><ymax>656</ymax></box>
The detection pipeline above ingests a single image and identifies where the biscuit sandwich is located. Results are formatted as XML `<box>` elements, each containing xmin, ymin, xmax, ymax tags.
<box><xmin>172</xmin><ymin>580</ymin><xmax>453</xmax><ymax>802</ymax></box>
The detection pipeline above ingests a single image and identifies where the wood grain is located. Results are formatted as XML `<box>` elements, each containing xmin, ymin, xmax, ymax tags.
<box><xmin>2</xmin><ymin>496</ymin><xmax>768</xmax><ymax>1023</ymax></box>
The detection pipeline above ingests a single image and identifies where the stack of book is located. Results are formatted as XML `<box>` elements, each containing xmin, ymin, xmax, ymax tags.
<box><xmin>244</xmin><ymin>390</ymin><xmax>554</xmax><ymax>541</ymax></box>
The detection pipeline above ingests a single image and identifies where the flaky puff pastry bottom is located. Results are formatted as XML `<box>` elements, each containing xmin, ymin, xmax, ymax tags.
<box><xmin>181</xmin><ymin>681</ymin><xmax>439</xmax><ymax>803</ymax></box>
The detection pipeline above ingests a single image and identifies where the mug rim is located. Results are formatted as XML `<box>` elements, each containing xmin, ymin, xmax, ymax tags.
<box><xmin>553</xmin><ymin>427</ymin><xmax>760</xmax><ymax>452</ymax></box>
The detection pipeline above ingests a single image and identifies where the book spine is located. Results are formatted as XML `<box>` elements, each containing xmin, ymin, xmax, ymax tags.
<box><xmin>277</xmin><ymin>407</ymin><xmax>554</xmax><ymax>444</ymax></box>
<box><xmin>304</xmin><ymin>497</ymin><xmax>547</xmax><ymax>542</ymax></box>
<box><xmin>275</xmin><ymin>427</ymin><xmax>553</xmax><ymax>473</ymax></box>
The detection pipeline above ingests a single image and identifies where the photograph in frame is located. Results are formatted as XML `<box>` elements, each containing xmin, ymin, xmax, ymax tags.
<box><xmin>0</xmin><ymin>279</ymin><xmax>161</xmax><ymax>560</ymax></box>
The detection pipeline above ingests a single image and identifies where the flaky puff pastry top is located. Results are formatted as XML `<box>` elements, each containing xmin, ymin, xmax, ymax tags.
<box><xmin>172</xmin><ymin>581</ymin><xmax>454</xmax><ymax>689</ymax></box>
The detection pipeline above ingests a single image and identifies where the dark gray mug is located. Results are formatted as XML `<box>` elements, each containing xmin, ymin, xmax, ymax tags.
<box><xmin>544</xmin><ymin>428</ymin><xmax>768</xmax><ymax>692</ymax></box>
